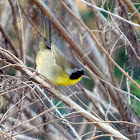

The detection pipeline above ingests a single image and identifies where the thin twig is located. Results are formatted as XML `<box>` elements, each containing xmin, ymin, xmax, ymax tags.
<box><xmin>19</xmin><ymin>4</ymin><xmax>43</xmax><ymax>38</ymax></box>
<box><xmin>17</xmin><ymin>0</ymin><xmax>26</xmax><ymax>64</ymax></box>
<box><xmin>79</xmin><ymin>0</ymin><xmax>140</xmax><ymax>27</ymax></box>
<box><xmin>8</xmin><ymin>0</ymin><xmax>22</xmax><ymax>59</ymax></box>
<box><xmin>121</xmin><ymin>0</ymin><xmax>140</xmax><ymax>24</ymax></box>
<box><xmin>0</xmin><ymin>47</ymin><xmax>129</xmax><ymax>140</ymax></box>
<box><xmin>59</xmin><ymin>0</ymin><xmax>140</xmax><ymax>89</ymax></box>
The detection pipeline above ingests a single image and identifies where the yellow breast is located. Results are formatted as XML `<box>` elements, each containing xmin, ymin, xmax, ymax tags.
<box><xmin>36</xmin><ymin>49</ymin><xmax>82</xmax><ymax>86</ymax></box>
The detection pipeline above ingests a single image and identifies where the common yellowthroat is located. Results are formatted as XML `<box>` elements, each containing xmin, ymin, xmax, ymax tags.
<box><xmin>36</xmin><ymin>18</ymin><xmax>84</xmax><ymax>86</ymax></box>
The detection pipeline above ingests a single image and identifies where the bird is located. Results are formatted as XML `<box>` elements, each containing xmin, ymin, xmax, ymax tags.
<box><xmin>36</xmin><ymin>17</ymin><xmax>84</xmax><ymax>86</ymax></box>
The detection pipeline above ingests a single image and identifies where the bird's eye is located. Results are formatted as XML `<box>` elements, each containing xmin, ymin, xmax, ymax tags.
<box><xmin>70</xmin><ymin>69</ymin><xmax>84</xmax><ymax>80</ymax></box>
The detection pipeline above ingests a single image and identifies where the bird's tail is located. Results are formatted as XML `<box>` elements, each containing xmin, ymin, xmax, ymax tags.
<box><xmin>39</xmin><ymin>17</ymin><xmax>52</xmax><ymax>50</ymax></box>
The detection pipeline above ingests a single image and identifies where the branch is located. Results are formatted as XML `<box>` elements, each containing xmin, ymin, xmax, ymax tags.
<box><xmin>121</xmin><ymin>0</ymin><xmax>140</xmax><ymax>24</ymax></box>
<box><xmin>8</xmin><ymin>0</ymin><xmax>22</xmax><ymax>60</ymax></box>
<box><xmin>0</xmin><ymin>47</ymin><xmax>129</xmax><ymax>140</ymax></box>
<box><xmin>17</xmin><ymin>0</ymin><xmax>26</xmax><ymax>64</ymax></box>
<box><xmin>79</xmin><ymin>0</ymin><xmax>140</xmax><ymax>27</ymax></box>
<box><xmin>0</xmin><ymin>24</ymin><xmax>19</xmax><ymax>58</ymax></box>
<box><xmin>33</xmin><ymin>0</ymin><xmax>140</xmax><ymax>90</ymax></box>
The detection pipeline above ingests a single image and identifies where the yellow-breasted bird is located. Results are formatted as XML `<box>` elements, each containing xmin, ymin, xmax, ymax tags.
<box><xmin>36</xmin><ymin>17</ymin><xmax>84</xmax><ymax>86</ymax></box>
